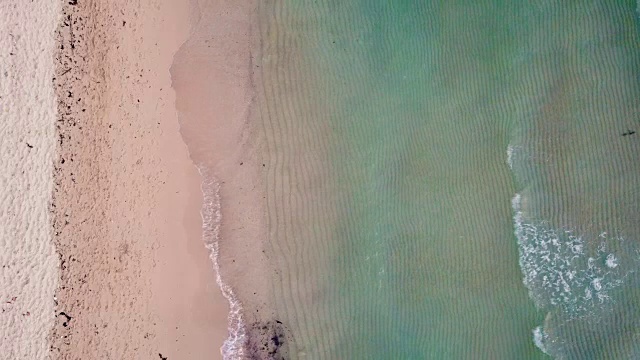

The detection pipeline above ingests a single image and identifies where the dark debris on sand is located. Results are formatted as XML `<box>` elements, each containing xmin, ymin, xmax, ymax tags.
<box><xmin>246</xmin><ymin>319</ymin><xmax>291</xmax><ymax>360</ymax></box>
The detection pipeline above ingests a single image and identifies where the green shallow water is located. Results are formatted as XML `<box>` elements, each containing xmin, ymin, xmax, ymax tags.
<box><xmin>507</xmin><ymin>1</ymin><xmax>640</xmax><ymax>358</ymax></box>
<box><xmin>249</xmin><ymin>1</ymin><xmax>640</xmax><ymax>358</ymax></box>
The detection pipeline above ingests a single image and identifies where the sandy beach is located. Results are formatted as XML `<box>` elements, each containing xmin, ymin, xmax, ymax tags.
<box><xmin>48</xmin><ymin>0</ymin><xmax>235</xmax><ymax>358</ymax></box>
<box><xmin>0</xmin><ymin>0</ymin><xmax>260</xmax><ymax>358</ymax></box>
<box><xmin>0</xmin><ymin>1</ymin><xmax>60</xmax><ymax>358</ymax></box>
<box><xmin>171</xmin><ymin>0</ymin><xmax>277</xmax><ymax>357</ymax></box>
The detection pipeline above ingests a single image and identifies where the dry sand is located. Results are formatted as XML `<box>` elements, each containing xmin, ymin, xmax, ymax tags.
<box><xmin>45</xmin><ymin>0</ymin><xmax>234</xmax><ymax>358</ymax></box>
<box><xmin>0</xmin><ymin>1</ymin><xmax>60</xmax><ymax>358</ymax></box>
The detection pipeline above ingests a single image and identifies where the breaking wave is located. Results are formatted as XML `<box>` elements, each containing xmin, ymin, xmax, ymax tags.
<box><xmin>511</xmin><ymin>193</ymin><xmax>638</xmax><ymax>317</ymax></box>
<box><xmin>508</xmin><ymin>142</ymin><xmax>640</xmax><ymax>358</ymax></box>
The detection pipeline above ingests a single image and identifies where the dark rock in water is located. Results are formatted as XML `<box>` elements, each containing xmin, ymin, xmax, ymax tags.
<box><xmin>246</xmin><ymin>319</ymin><xmax>291</xmax><ymax>359</ymax></box>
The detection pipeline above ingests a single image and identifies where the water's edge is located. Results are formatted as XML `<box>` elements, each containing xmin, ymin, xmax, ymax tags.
<box><xmin>170</xmin><ymin>0</ymin><xmax>264</xmax><ymax>358</ymax></box>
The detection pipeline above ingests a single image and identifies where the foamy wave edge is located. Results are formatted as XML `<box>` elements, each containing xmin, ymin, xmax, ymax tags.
<box><xmin>508</xmin><ymin>145</ymin><xmax>550</xmax><ymax>357</ymax></box>
<box><xmin>198</xmin><ymin>167</ymin><xmax>247</xmax><ymax>359</ymax></box>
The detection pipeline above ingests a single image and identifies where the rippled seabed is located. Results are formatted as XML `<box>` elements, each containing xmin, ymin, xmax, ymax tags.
<box><xmin>247</xmin><ymin>1</ymin><xmax>640</xmax><ymax>358</ymax></box>
<box><xmin>506</xmin><ymin>1</ymin><xmax>640</xmax><ymax>358</ymax></box>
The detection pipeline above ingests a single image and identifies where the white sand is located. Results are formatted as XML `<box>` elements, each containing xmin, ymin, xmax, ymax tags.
<box><xmin>0</xmin><ymin>1</ymin><xmax>61</xmax><ymax>358</ymax></box>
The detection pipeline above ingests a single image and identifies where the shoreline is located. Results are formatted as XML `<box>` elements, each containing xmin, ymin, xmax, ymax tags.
<box><xmin>49</xmin><ymin>0</ymin><xmax>229</xmax><ymax>358</ymax></box>
<box><xmin>171</xmin><ymin>0</ymin><xmax>284</xmax><ymax>357</ymax></box>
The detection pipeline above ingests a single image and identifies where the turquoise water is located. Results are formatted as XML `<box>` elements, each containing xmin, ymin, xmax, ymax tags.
<box><xmin>249</xmin><ymin>0</ymin><xmax>640</xmax><ymax>358</ymax></box>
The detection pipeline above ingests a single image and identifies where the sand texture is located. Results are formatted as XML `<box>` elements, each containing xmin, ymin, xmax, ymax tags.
<box><xmin>0</xmin><ymin>1</ymin><xmax>61</xmax><ymax>358</ymax></box>
<box><xmin>46</xmin><ymin>0</ymin><xmax>229</xmax><ymax>358</ymax></box>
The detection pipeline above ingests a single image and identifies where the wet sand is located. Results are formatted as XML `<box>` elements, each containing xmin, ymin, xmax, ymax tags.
<box><xmin>171</xmin><ymin>0</ymin><xmax>276</xmax><ymax>357</ymax></box>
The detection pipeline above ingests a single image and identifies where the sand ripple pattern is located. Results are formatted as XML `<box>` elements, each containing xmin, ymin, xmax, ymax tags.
<box><xmin>514</xmin><ymin>194</ymin><xmax>640</xmax><ymax>317</ymax></box>
<box><xmin>256</xmin><ymin>0</ymin><xmax>547</xmax><ymax>358</ymax></box>
<box><xmin>507</xmin><ymin>1</ymin><xmax>640</xmax><ymax>358</ymax></box>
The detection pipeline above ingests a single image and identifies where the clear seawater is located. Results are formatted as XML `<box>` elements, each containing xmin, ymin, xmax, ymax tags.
<box><xmin>244</xmin><ymin>0</ymin><xmax>640</xmax><ymax>358</ymax></box>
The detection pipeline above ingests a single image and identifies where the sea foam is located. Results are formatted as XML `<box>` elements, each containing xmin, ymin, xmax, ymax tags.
<box><xmin>511</xmin><ymin>192</ymin><xmax>636</xmax><ymax>317</ymax></box>
<box><xmin>506</xmin><ymin>144</ymin><xmax>516</xmax><ymax>170</ymax></box>
<box><xmin>532</xmin><ymin>326</ymin><xmax>550</xmax><ymax>355</ymax></box>
<box><xmin>508</xmin><ymin>143</ymin><xmax>640</xmax><ymax>357</ymax></box>
<box><xmin>199</xmin><ymin>168</ymin><xmax>247</xmax><ymax>359</ymax></box>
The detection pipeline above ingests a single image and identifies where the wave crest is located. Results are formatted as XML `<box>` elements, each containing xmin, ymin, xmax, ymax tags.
<box><xmin>512</xmin><ymin>192</ymin><xmax>637</xmax><ymax>318</ymax></box>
